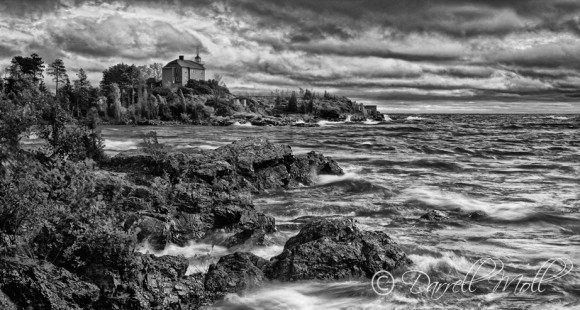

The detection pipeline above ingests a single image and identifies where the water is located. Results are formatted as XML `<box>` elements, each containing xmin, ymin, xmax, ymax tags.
<box><xmin>103</xmin><ymin>114</ymin><xmax>580</xmax><ymax>309</ymax></box>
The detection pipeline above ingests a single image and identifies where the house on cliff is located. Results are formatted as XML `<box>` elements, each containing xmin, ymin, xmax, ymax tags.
<box><xmin>162</xmin><ymin>53</ymin><xmax>206</xmax><ymax>87</ymax></box>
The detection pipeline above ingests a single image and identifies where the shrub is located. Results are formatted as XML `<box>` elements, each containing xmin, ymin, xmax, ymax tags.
<box><xmin>185</xmin><ymin>79</ymin><xmax>229</xmax><ymax>95</ymax></box>
<box><xmin>151</xmin><ymin>86</ymin><xmax>172</xmax><ymax>97</ymax></box>
<box><xmin>0</xmin><ymin>98</ymin><xmax>35</xmax><ymax>149</ymax></box>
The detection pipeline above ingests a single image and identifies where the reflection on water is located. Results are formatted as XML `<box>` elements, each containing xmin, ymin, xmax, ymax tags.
<box><xmin>103</xmin><ymin>114</ymin><xmax>580</xmax><ymax>309</ymax></box>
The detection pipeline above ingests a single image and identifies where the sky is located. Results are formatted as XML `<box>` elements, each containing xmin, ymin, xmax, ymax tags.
<box><xmin>1</xmin><ymin>0</ymin><xmax>580</xmax><ymax>113</ymax></box>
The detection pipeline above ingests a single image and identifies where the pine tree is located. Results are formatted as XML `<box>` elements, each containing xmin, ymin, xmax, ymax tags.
<box><xmin>47</xmin><ymin>59</ymin><xmax>68</xmax><ymax>92</ymax></box>
<box><xmin>73</xmin><ymin>68</ymin><xmax>91</xmax><ymax>117</ymax></box>
<box><xmin>287</xmin><ymin>91</ymin><xmax>298</xmax><ymax>113</ymax></box>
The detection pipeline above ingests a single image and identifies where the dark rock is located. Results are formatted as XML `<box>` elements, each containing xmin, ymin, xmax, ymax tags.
<box><xmin>222</xmin><ymin>228</ymin><xmax>267</xmax><ymax>248</ymax></box>
<box><xmin>204</xmin><ymin>252</ymin><xmax>271</xmax><ymax>300</ymax></box>
<box><xmin>267</xmin><ymin>218</ymin><xmax>411</xmax><ymax>281</ymax></box>
<box><xmin>0</xmin><ymin>289</ymin><xmax>17</xmax><ymax>310</ymax></box>
<box><xmin>125</xmin><ymin>213</ymin><xmax>171</xmax><ymax>251</ymax></box>
<box><xmin>290</xmin><ymin>151</ymin><xmax>344</xmax><ymax>185</ymax></box>
<box><xmin>93</xmin><ymin>253</ymin><xmax>205</xmax><ymax>309</ymax></box>
<box><xmin>466</xmin><ymin>210</ymin><xmax>488</xmax><ymax>221</ymax></box>
<box><xmin>213</xmin><ymin>205</ymin><xmax>276</xmax><ymax>233</ymax></box>
<box><xmin>420</xmin><ymin>210</ymin><xmax>449</xmax><ymax>221</ymax></box>
<box><xmin>170</xmin><ymin>212</ymin><xmax>214</xmax><ymax>245</ymax></box>
<box><xmin>0</xmin><ymin>257</ymin><xmax>100</xmax><ymax>309</ymax></box>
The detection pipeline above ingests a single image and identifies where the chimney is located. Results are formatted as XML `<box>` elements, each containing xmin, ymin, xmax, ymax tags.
<box><xmin>179</xmin><ymin>55</ymin><xmax>184</xmax><ymax>60</ymax></box>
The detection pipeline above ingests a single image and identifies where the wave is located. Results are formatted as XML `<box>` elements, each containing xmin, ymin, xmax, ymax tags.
<box><xmin>406</xmin><ymin>116</ymin><xmax>428</xmax><ymax>121</ymax></box>
<box><xmin>211</xmin><ymin>282</ymin><xmax>398</xmax><ymax>310</ymax></box>
<box><xmin>383</xmin><ymin>114</ymin><xmax>393</xmax><ymax>122</ymax></box>
<box><xmin>232</xmin><ymin>121</ymin><xmax>253</xmax><ymax>126</ymax></box>
<box><xmin>363</xmin><ymin>119</ymin><xmax>380</xmax><ymax>125</ymax></box>
<box><xmin>408</xmin><ymin>251</ymin><xmax>479</xmax><ymax>276</ymax></box>
<box><xmin>545</xmin><ymin>115</ymin><xmax>570</xmax><ymax>120</ymax></box>
<box><xmin>294</xmin><ymin>119</ymin><xmax>305</xmax><ymax>125</ymax></box>
<box><xmin>136</xmin><ymin>240</ymin><xmax>284</xmax><ymax>275</ymax></box>
<box><xmin>314</xmin><ymin>172</ymin><xmax>360</xmax><ymax>185</ymax></box>
<box><xmin>344</xmin><ymin>115</ymin><xmax>352</xmax><ymax>122</ymax></box>
<box><xmin>317</xmin><ymin>120</ymin><xmax>344</xmax><ymax>126</ymax></box>
<box><xmin>403</xmin><ymin>187</ymin><xmax>535</xmax><ymax>220</ymax></box>
<box><xmin>104</xmin><ymin>139</ymin><xmax>139</xmax><ymax>151</ymax></box>
<box><xmin>409</xmin><ymin>159</ymin><xmax>464</xmax><ymax>171</ymax></box>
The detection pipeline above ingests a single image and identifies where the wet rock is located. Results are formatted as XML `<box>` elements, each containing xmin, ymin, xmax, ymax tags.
<box><xmin>0</xmin><ymin>257</ymin><xmax>100</xmax><ymax>309</ymax></box>
<box><xmin>268</xmin><ymin>218</ymin><xmax>411</xmax><ymax>281</ymax></box>
<box><xmin>94</xmin><ymin>253</ymin><xmax>205</xmax><ymax>309</ymax></box>
<box><xmin>290</xmin><ymin>151</ymin><xmax>344</xmax><ymax>186</ymax></box>
<box><xmin>222</xmin><ymin>228</ymin><xmax>267</xmax><ymax>248</ymax></box>
<box><xmin>205</xmin><ymin>252</ymin><xmax>271</xmax><ymax>301</ymax></box>
<box><xmin>125</xmin><ymin>213</ymin><xmax>171</xmax><ymax>251</ymax></box>
<box><xmin>466</xmin><ymin>210</ymin><xmax>488</xmax><ymax>221</ymax></box>
<box><xmin>420</xmin><ymin>210</ymin><xmax>449</xmax><ymax>221</ymax></box>
<box><xmin>212</xmin><ymin>205</ymin><xmax>276</xmax><ymax>233</ymax></box>
<box><xmin>0</xmin><ymin>290</ymin><xmax>17</xmax><ymax>310</ymax></box>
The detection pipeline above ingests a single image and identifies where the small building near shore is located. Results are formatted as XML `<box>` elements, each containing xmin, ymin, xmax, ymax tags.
<box><xmin>364</xmin><ymin>105</ymin><xmax>378</xmax><ymax>112</ymax></box>
<box><xmin>162</xmin><ymin>53</ymin><xmax>206</xmax><ymax>87</ymax></box>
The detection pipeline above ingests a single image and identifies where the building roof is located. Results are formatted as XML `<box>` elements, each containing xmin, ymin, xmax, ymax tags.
<box><xmin>164</xmin><ymin>59</ymin><xmax>205</xmax><ymax>70</ymax></box>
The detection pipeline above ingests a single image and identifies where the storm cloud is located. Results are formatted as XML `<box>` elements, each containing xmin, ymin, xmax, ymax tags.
<box><xmin>1</xmin><ymin>0</ymin><xmax>580</xmax><ymax>110</ymax></box>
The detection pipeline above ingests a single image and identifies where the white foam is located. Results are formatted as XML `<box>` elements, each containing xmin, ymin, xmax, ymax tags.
<box><xmin>363</xmin><ymin>119</ymin><xmax>380</xmax><ymax>125</ymax></box>
<box><xmin>213</xmin><ymin>282</ymin><xmax>393</xmax><ymax>310</ymax></box>
<box><xmin>104</xmin><ymin>139</ymin><xmax>139</xmax><ymax>151</ymax></box>
<box><xmin>406</xmin><ymin>116</ymin><xmax>427</xmax><ymax>121</ymax></box>
<box><xmin>317</xmin><ymin>120</ymin><xmax>344</xmax><ymax>126</ymax></box>
<box><xmin>232</xmin><ymin>121</ymin><xmax>253</xmax><ymax>126</ymax></box>
<box><xmin>250</xmin><ymin>245</ymin><xmax>284</xmax><ymax>259</ymax></box>
<box><xmin>136</xmin><ymin>240</ymin><xmax>285</xmax><ymax>275</ymax></box>
<box><xmin>294</xmin><ymin>119</ymin><xmax>305</xmax><ymax>124</ymax></box>
<box><xmin>315</xmin><ymin>172</ymin><xmax>361</xmax><ymax>185</ymax></box>
<box><xmin>403</xmin><ymin>187</ymin><xmax>535</xmax><ymax>220</ymax></box>
<box><xmin>546</xmin><ymin>115</ymin><xmax>569</xmax><ymax>120</ymax></box>
<box><xmin>383</xmin><ymin>114</ymin><xmax>393</xmax><ymax>122</ymax></box>
<box><xmin>136</xmin><ymin>241</ymin><xmax>229</xmax><ymax>258</ymax></box>
<box><xmin>345</xmin><ymin>115</ymin><xmax>352</xmax><ymax>122</ymax></box>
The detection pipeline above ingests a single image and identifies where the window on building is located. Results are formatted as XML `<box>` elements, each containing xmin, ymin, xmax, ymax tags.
<box><xmin>175</xmin><ymin>68</ymin><xmax>180</xmax><ymax>83</ymax></box>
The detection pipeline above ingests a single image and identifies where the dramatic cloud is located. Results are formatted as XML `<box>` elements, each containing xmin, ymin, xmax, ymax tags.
<box><xmin>1</xmin><ymin>0</ymin><xmax>579</xmax><ymax>111</ymax></box>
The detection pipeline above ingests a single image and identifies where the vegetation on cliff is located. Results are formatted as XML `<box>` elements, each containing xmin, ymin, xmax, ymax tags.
<box><xmin>1</xmin><ymin>53</ymin><xmax>382</xmax><ymax>128</ymax></box>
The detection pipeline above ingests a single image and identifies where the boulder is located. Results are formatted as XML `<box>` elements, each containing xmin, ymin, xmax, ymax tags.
<box><xmin>420</xmin><ymin>210</ymin><xmax>449</xmax><ymax>221</ymax></box>
<box><xmin>0</xmin><ymin>257</ymin><xmax>100</xmax><ymax>309</ymax></box>
<box><xmin>212</xmin><ymin>205</ymin><xmax>276</xmax><ymax>233</ymax></box>
<box><xmin>465</xmin><ymin>210</ymin><xmax>488</xmax><ymax>221</ymax></box>
<box><xmin>204</xmin><ymin>252</ymin><xmax>271</xmax><ymax>301</ymax></box>
<box><xmin>222</xmin><ymin>228</ymin><xmax>267</xmax><ymax>249</ymax></box>
<box><xmin>267</xmin><ymin>218</ymin><xmax>411</xmax><ymax>281</ymax></box>
<box><xmin>290</xmin><ymin>151</ymin><xmax>344</xmax><ymax>185</ymax></box>
<box><xmin>94</xmin><ymin>253</ymin><xmax>205</xmax><ymax>309</ymax></box>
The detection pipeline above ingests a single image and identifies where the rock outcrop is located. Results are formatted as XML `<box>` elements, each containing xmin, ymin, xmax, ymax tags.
<box><xmin>0</xmin><ymin>257</ymin><xmax>100</xmax><ymax>309</ymax></box>
<box><xmin>204</xmin><ymin>252</ymin><xmax>270</xmax><ymax>301</ymax></box>
<box><xmin>267</xmin><ymin>218</ymin><xmax>411</xmax><ymax>281</ymax></box>
<box><xmin>94</xmin><ymin>253</ymin><xmax>205</xmax><ymax>309</ymax></box>
<box><xmin>108</xmin><ymin>137</ymin><xmax>343</xmax><ymax>250</ymax></box>
<box><xmin>2</xmin><ymin>138</ymin><xmax>409</xmax><ymax>310</ymax></box>
<box><xmin>420</xmin><ymin>210</ymin><xmax>449</xmax><ymax>221</ymax></box>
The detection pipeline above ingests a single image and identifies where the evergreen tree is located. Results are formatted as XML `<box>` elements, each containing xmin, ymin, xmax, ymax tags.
<box><xmin>307</xmin><ymin>97</ymin><xmax>315</xmax><ymax>114</ymax></box>
<box><xmin>287</xmin><ymin>91</ymin><xmax>298</xmax><ymax>113</ymax></box>
<box><xmin>73</xmin><ymin>69</ymin><xmax>91</xmax><ymax>118</ymax></box>
<box><xmin>47</xmin><ymin>59</ymin><xmax>68</xmax><ymax>92</ymax></box>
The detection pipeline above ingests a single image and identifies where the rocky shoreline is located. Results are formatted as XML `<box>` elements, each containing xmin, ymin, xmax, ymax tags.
<box><xmin>0</xmin><ymin>137</ymin><xmax>410</xmax><ymax>309</ymax></box>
